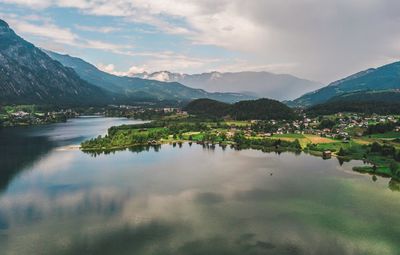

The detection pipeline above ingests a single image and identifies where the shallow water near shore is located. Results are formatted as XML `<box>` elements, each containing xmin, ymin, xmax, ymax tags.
<box><xmin>0</xmin><ymin>117</ymin><xmax>399</xmax><ymax>255</ymax></box>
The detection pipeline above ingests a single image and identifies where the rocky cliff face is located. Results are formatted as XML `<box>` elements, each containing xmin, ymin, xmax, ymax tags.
<box><xmin>0</xmin><ymin>19</ymin><xmax>109</xmax><ymax>106</ymax></box>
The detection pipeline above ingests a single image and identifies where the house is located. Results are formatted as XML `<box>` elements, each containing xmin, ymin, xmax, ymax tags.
<box><xmin>12</xmin><ymin>111</ymin><xmax>29</xmax><ymax>118</ymax></box>
<box><xmin>163</xmin><ymin>108</ymin><xmax>175</xmax><ymax>113</ymax></box>
<box><xmin>260</xmin><ymin>133</ymin><xmax>272</xmax><ymax>137</ymax></box>
<box><xmin>323</xmin><ymin>150</ymin><xmax>332</xmax><ymax>159</ymax></box>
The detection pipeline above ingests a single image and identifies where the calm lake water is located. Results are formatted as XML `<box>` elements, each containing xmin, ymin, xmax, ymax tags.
<box><xmin>0</xmin><ymin>117</ymin><xmax>399</xmax><ymax>255</ymax></box>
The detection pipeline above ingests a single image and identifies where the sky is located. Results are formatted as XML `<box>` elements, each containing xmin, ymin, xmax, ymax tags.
<box><xmin>1</xmin><ymin>0</ymin><xmax>400</xmax><ymax>83</ymax></box>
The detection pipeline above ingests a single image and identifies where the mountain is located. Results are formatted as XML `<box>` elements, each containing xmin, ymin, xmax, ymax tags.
<box><xmin>45</xmin><ymin>51</ymin><xmax>254</xmax><ymax>104</ymax></box>
<box><xmin>329</xmin><ymin>90</ymin><xmax>400</xmax><ymax>104</ymax></box>
<box><xmin>134</xmin><ymin>71</ymin><xmax>322</xmax><ymax>100</ymax></box>
<box><xmin>291</xmin><ymin>61</ymin><xmax>400</xmax><ymax>107</ymax></box>
<box><xmin>306</xmin><ymin>90</ymin><xmax>400</xmax><ymax>115</ymax></box>
<box><xmin>0</xmin><ymin>19</ymin><xmax>110</xmax><ymax>106</ymax></box>
<box><xmin>184</xmin><ymin>98</ymin><xmax>296</xmax><ymax>120</ymax></box>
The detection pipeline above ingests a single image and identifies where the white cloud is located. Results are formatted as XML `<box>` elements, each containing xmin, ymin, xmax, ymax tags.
<box><xmin>97</xmin><ymin>50</ymin><xmax>221</xmax><ymax>76</ymax></box>
<box><xmin>218</xmin><ymin>60</ymin><xmax>299</xmax><ymax>75</ymax></box>
<box><xmin>3</xmin><ymin>0</ymin><xmax>400</xmax><ymax>81</ymax></box>
<box><xmin>97</xmin><ymin>63</ymin><xmax>146</xmax><ymax>76</ymax></box>
<box><xmin>85</xmin><ymin>39</ymin><xmax>128</xmax><ymax>51</ymax></box>
<box><xmin>3</xmin><ymin>15</ymin><xmax>133</xmax><ymax>55</ymax></box>
<box><xmin>75</xmin><ymin>25</ymin><xmax>121</xmax><ymax>33</ymax></box>
<box><xmin>7</xmin><ymin>19</ymin><xmax>77</xmax><ymax>45</ymax></box>
<box><xmin>2</xmin><ymin>0</ymin><xmax>51</xmax><ymax>9</ymax></box>
<box><xmin>97</xmin><ymin>63</ymin><xmax>116</xmax><ymax>73</ymax></box>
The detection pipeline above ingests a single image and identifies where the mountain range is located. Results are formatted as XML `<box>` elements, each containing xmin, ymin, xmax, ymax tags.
<box><xmin>1</xmin><ymin>17</ymin><xmax>400</xmax><ymax>110</ymax></box>
<box><xmin>134</xmin><ymin>71</ymin><xmax>322</xmax><ymax>100</ymax></box>
<box><xmin>0</xmin><ymin>19</ymin><xmax>252</xmax><ymax>106</ymax></box>
<box><xmin>306</xmin><ymin>90</ymin><xmax>400</xmax><ymax>115</ymax></box>
<box><xmin>290</xmin><ymin>61</ymin><xmax>400</xmax><ymax>107</ymax></box>
<box><xmin>45</xmin><ymin>51</ymin><xmax>253</xmax><ymax>104</ymax></box>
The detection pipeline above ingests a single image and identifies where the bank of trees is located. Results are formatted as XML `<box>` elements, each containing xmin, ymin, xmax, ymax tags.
<box><xmin>184</xmin><ymin>98</ymin><xmax>297</xmax><ymax>120</ymax></box>
<box><xmin>364</xmin><ymin>122</ymin><xmax>396</xmax><ymax>135</ymax></box>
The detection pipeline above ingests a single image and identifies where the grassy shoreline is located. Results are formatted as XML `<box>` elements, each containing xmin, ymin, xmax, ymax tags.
<box><xmin>80</xmin><ymin>119</ymin><xmax>400</xmax><ymax>181</ymax></box>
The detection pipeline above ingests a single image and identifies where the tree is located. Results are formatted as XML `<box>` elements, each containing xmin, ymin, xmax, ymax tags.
<box><xmin>395</xmin><ymin>151</ymin><xmax>400</xmax><ymax>162</ymax></box>
<box><xmin>338</xmin><ymin>147</ymin><xmax>346</xmax><ymax>156</ymax></box>
<box><xmin>293</xmin><ymin>139</ymin><xmax>302</xmax><ymax>150</ymax></box>
<box><xmin>220</xmin><ymin>132</ymin><xmax>227</xmax><ymax>141</ymax></box>
<box><xmin>318</xmin><ymin>118</ymin><xmax>335</xmax><ymax>129</ymax></box>
<box><xmin>389</xmin><ymin>161</ymin><xmax>398</xmax><ymax>176</ymax></box>
<box><xmin>233</xmin><ymin>132</ymin><xmax>245</xmax><ymax>144</ymax></box>
<box><xmin>381</xmin><ymin>144</ymin><xmax>396</xmax><ymax>157</ymax></box>
<box><xmin>370</xmin><ymin>142</ymin><xmax>381</xmax><ymax>153</ymax></box>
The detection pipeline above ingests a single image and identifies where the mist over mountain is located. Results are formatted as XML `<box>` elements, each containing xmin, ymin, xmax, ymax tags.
<box><xmin>133</xmin><ymin>71</ymin><xmax>322</xmax><ymax>100</ymax></box>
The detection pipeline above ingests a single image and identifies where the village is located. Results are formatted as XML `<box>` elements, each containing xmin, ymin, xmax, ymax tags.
<box><xmin>238</xmin><ymin>113</ymin><xmax>400</xmax><ymax>141</ymax></box>
<box><xmin>0</xmin><ymin>108</ymin><xmax>79</xmax><ymax>127</ymax></box>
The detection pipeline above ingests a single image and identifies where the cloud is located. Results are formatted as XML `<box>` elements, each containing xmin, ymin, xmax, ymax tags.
<box><xmin>7</xmin><ymin>19</ymin><xmax>77</xmax><ymax>45</ymax></box>
<box><xmin>3</xmin><ymin>15</ymin><xmax>133</xmax><ymax>55</ymax></box>
<box><xmin>2</xmin><ymin>0</ymin><xmax>51</xmax><ymax>9</ymax></box>
<box><xmin>97</xmin><ymin>63</ymin><xmax>116</xmax><ymax>73</ymax></box>
<box><xmin>97</xmin><ymin>51</ymin><xmax>220</xmax><ymax>76</ymax></box>
<box><xmin>75</xmin><ymin>24</ymin><xmax>121</xmax><ymax>33</ymax></box>
<box><xmin>3</xmin><ymin>0</ymin><xmax>400</xmax><ymax>81</ymax></box>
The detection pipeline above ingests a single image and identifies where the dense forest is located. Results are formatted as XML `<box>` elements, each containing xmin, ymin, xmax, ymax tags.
<box><xmin>306</xmin><ymin>92</ymin><xmax>400</xmax><ymax>115</ymax></box>
<box><xmin>230</xmin><ymin>99</ymin><xmax>296</xmax><ymax>120</ymax></box>
<box><xmin>183</xmin><ymin>98</ymin><xmax>231</xmax><ymax>118</ymax></box>
<box><xmin>184</xmin><ymin>98</ymin><xmax>296</xmax><ymax>120</ymax></box>
<box><xmin>364</xmin><ymin>122</ymin><xmax>397</xmax><ymax>135</ymax></box>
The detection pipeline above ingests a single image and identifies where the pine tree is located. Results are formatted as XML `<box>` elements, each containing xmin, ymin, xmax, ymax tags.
<box><xmin>338</xmin><ymin>147</ymin><xmax>346</xmax><ymax>156</ymax></box>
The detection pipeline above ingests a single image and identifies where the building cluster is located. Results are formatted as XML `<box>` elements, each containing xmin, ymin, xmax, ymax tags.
<box><xmin>1</xmin><ymin>109</ymin><xmax>78</xmax><ymax>127</ymax></box>
<box><xmin>230</xmin><ymin>113</ymin><xmax>400</xmax><ymax>140</ymax></box>
<box><xmin>108</xmin><ymin>105</ymin><xmax>188</xmax><ymax>117</ymax></box>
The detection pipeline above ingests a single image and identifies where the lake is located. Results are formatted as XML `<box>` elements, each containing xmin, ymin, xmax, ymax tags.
<box><xmin>0</xmin><ymin>117</ymin><xmax>399</xmax><ymax>255</ymax></box>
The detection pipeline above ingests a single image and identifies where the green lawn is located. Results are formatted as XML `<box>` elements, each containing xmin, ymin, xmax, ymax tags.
<box><xmin>224</xmin><ymin>121</ymin><xmax>251</xmax><ymax>127</ymax></box>
<box><xmin>272</xmin><ymin>133</ymin><xmax>305</xmax><ymax>139</ymax></box>
<box><xmin>369</xmin><ymin>132</ymin><xmax>400</xmax><ymax>139</ymax></box>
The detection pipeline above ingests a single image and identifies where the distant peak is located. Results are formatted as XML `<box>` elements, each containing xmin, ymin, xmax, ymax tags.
<box><xmin>0</xmin><ymin>19</ymin><xmax>12</xmax><ymax>35</ymax></box>
<box><xmin>0</xmin><ymin>19</ymin><xmax>9</xmax><ymax>28</ymax></box>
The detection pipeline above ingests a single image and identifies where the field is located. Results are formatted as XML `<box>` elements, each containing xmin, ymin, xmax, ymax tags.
<box><xmin>353</xmin><ymin>131</ymin><xmax>400</xmax><ymax>149</ymax></box>
<box><xmin>369</xmin><ymin>131</ymin><xmax>400</xmax><ymax>139</ymax></box>
<box><xmin>224</xmin><ymin>120</ymin><xmax>252</xmax><ymax>127</ymax></box>
<box><xmin>268</xmin><ymin>133</ymin><xmax>338</xmax><ymax>148</ymax></box>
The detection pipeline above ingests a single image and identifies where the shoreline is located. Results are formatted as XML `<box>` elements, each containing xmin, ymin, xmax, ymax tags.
<box><xmin>80</xmin><ymin>139</ymin><xmax>400</xmax><ymax>181</ymax></box>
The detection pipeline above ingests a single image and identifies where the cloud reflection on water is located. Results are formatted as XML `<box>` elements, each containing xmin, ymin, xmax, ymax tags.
<box><xmin>0</xmin><ymin>145</ymin><xmax>399</xmax><ymax>254</ymax></box>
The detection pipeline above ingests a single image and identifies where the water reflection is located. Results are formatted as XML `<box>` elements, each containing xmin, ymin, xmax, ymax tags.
<box><xmin>0</xmin><ymin>128</ymin><xmax>54</xmax><ymax>191</ymax></box>
<box><xmin>0</xmin><ymin>119</ymin><xmax>399</xmax><ymax>255</ymax></box>
<box><xmin>388</xmin><ymin>179</ymin><xmax>400</xmax><ymax>191</ymax></box>
<box><xmin>83</xmin><ymin>144</ymin><xmax>162</xmax><ymax>157</ymax></box>
<box><xmin>0</xmin><ymin>117</ymin><xmax>143</xmax><ymax>192</ymax></box>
